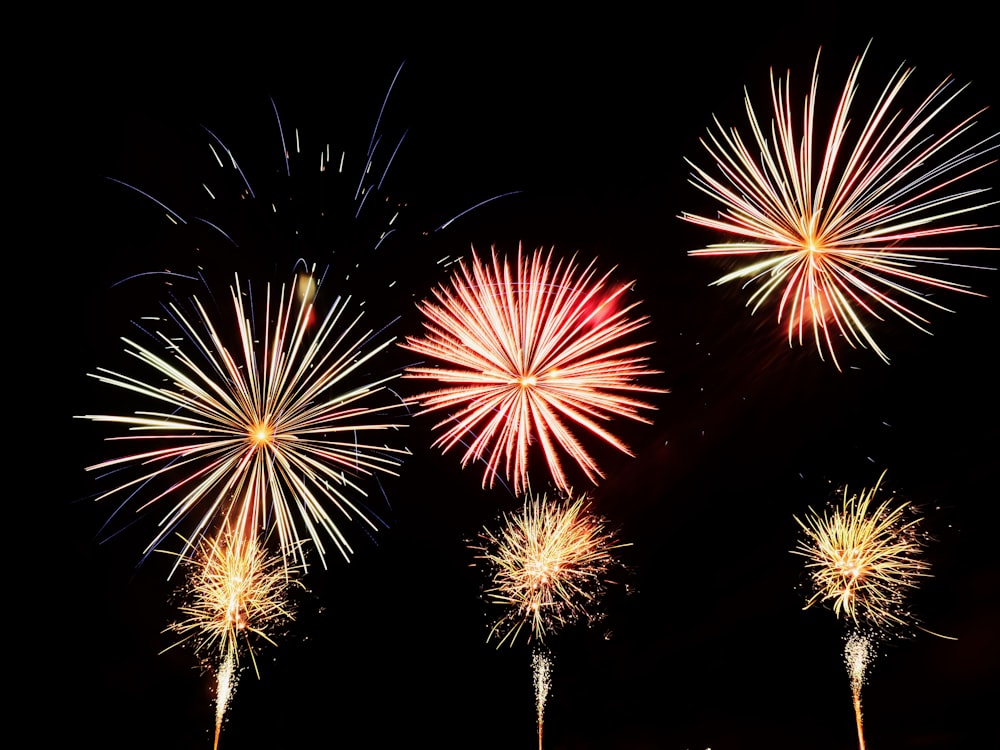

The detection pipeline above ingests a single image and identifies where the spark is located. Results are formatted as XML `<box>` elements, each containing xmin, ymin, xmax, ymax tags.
<box><xmin>473</xmin><ymin>489</ymin><xmax>628</xmax><ymax>647</ymax></box>
<box><xmin>79</xmin><ymin>271</ymin><xmax>411</xmax><ymax>571</ymax></box>
<box><xmin>402</xmin><ymin>243</ymin><xmax>665</xmax><ymax>493</ymax></box>
<box><xmin>681</xmin><ymin>44</ymin><xmax>998</xmax><ymax>369</ymax></box>
<box><xmin>793</xmin><ymin>471</ymin><xmax>931</xmax><ymax>634</ymax></box>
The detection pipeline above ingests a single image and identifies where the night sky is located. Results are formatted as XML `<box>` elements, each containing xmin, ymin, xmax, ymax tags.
<box><xmin>45</xmin><ymin>11</ymin><xmax>998</xmax><ymax>750</ymax></box>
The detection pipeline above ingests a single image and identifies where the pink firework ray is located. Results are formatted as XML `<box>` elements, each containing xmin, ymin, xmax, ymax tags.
<box><xmin>401</xmin><ymin>243</ymin><xmax>665</xmax><ymax>494</ymax></box>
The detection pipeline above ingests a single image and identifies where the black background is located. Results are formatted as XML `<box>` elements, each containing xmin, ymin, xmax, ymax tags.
<box><xmin>39</xmin><ymin>9</ymin><xmax>998</xmax><ymax>750</ymax></box>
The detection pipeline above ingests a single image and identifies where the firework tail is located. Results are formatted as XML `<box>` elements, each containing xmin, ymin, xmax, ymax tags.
<box><xmin>853</xmin><ymin>687</ymin><xmax>865</xmax><ymax>750</ymax></box>
<box><xmin>533</xmin><ymin>646</ymin><xmax>552</xmax><ymax>750</ymax></box>
<box><xmin>845</xmin><ymin>632</ymin><xmax>869</xmax><ymax>750</ymax></box>
<box><xmin>214</xmin><ymin>647</ymin><xmax>237</xmax><ymax>750</ymax></box>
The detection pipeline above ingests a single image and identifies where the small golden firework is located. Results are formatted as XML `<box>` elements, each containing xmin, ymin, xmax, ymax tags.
<box><xmin>473</xmin><ymin>489</ymin><xmax>628</xmax><ymax>647</ymax></box>
<box><xmin>163</xmin><ymin>527</ymin><xmax>303</xmax><ymax>673</ymax></box>
<box><xmin>793</xmin><ymin>471</ymin><xmax>931</xmax><ymax>634</ymax></box>
<box><xmin>161</xmin><ymin>527</ymin><xmax>304</xmax><ymax>749</ymax></box>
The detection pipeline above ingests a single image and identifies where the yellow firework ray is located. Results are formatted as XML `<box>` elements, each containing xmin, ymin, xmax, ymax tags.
<box><xmin>473</xmin><ymin>489</ymin><xmax>628</xmax><ymax>647</ymax></box>
<box><xmin>79</xmin><ymin>271</ymin><xmax>411</xmax><ymax>570</ymax></box>
<box><xmin>402</xmin><ymin>243</ymin><xmax>664</xmax><ymax>494</ymax></box>
<box><xmin>681</xmin><ymin>44</ymin><xmax>998</xmax><ymax>369</ymax></box>
<box><xmin>793</xmin><ymin>471</ymin><xmax>931</xmax><ymax>634</ymax></box>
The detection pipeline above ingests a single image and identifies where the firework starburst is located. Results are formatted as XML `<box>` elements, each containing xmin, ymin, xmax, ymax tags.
<box><xmin>681</xmin><ymin>44</ymin><xmax>998</xmax><ymax>369</ymax></box>
<box><xmin>473</xmin><ymin>489</ymin><xmax>627</xmax><ymax>647</ymax></box>
<box><xmin>793</xmin><ymin>471</ymin><xmax>931</xmax><ymax>633</ymax></box>
<box><xmin>79</xmin><ymin>272</ymin><xmax>410</xmax><ymax>570</ymax></box>
<box><xmin>402</xmin><ymin>243</ymin><xmax>664</xmax><ymax>493</ymax></box>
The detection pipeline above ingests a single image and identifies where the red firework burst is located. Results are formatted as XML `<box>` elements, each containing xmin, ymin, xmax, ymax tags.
<box><xmin>401</xmin><ymin>244</ymin><xmax>665</xmax><ymax>493</ymax></box>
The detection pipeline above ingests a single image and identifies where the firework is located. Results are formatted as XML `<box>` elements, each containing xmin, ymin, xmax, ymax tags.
<box><xmin>105</xmin><ymin>65</ymin><xmax>414</xmax><ymax>288</ymax></box>
<box><xmin>794</xmin><ymin>472</ymin><xmax>937</xmax><ymax>750</ymax></box>
<box><xmin>104</xmin><ymin>62</ymin><xmax>521</xmax><ymax>306</ymax></box>
<box><xmin>474</xmin><ymin>491</ymin><xmax>627</xmax><ymax>749</ymax></box>
<box><xmin>163</xmin><ymin>528</ymin><xmax>300</xmax><ymax>668</ymax></box>
<box><xmin>473</xmin><ymin>489</ymin><xmax>627</xmax><ymax>647</ymax></box>
<box><xmin>162</xmin><ymin>527</ymin><xmax>303</xmax><ymax>750</ymax></box>
<box><xmin>402</xmin><ymin>244</ymin><xmax>664</xmax><ymax>493</ymax></box>
<box><xmin>681</xmin><ymin>44</ymin><xmax>998</xmax><ymax>369</ymax></box>
<box><xmin>792</xmin><ymin>471</ymin><xmax>931</xmax><ymax>634</ymax></box>
<box><xmin>79</xmin><ymin>271</ymin><xmax>411</xmax><ymax>570</ymax></box>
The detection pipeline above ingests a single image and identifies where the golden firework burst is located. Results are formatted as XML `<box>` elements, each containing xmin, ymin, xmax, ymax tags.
<box><xmin>473</xmin><ymin>489</ymin><xmax>628</xmax><ymax>647</ymax></box>
<box><xmin>793</xmin><ymin>471</ymin><xmax>931</xmax><ymax>633</ymax></box>
<box><xmin>163</xmin><ymin>527</ymin><xmax>303</xmax><ymax>670</ymax></box>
